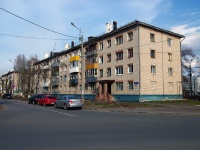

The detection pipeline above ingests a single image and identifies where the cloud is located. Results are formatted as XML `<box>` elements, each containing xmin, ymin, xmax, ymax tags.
<box><xmin>172</xmin><ymin>24</ymin><xmax>200</xmax><ymax>51</ymax></box>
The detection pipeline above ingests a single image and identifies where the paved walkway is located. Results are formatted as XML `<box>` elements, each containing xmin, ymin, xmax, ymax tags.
<box><xmin>91</xmin><ymin>105</ymin><xmax>200</xmax><ymax>116</ymax></box>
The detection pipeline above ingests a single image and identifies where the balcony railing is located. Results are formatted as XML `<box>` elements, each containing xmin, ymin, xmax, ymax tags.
<box><xmin>70</xmin><ymin>79</ymin><xmax>78</xmax><ymax>85</ymax></box>
<box><xmin>51</xmin><ymin>81</ymin><xmax>59</xmax><ymax>86</ymax></box>
<box><xmin>69</xmin><ymin>67</ymin><xmax>79</xmax><ymax>73</ymax></box>
<box><xmin>52</xmin><ymin>72</ymin><xmax>59</xmax><ymax>77</ymax></box>
<box><xmin>43</xmin><ymin>82</ymin><xmax>49</xmax><ymax>87</ymax></box>
<box><xmin>86</xmin><ymin>76</ymin><xmax>97</xmax><ymax>83</ymax></box>
<box><xmin>86</xmin><ymin>50</ymin><xmax>97</xmax><ymax>57</ymax></box>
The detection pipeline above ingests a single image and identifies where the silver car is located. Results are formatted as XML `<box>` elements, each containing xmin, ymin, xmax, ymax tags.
<box><xmin>54</xmin><ymin>95</ymin><xmax>84</xmax><ymax>110</ymax></box>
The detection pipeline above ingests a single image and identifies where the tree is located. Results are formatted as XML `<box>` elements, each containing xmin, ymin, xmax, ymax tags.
<box><xmin>14</xmin><ymin>54</ymin><xmax>39</xmax><ymax>96</ymax></box>
<box><xmin>181</xmin><ymin>45</ymin><xmax>195</xmax><ymax>82</ymax></box>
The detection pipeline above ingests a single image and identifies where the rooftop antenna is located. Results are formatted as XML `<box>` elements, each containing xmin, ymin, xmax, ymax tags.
<box><xmin>53</xmin><ymin>43</ymin><xmax>56</xmax><ymax>52</ymax></box>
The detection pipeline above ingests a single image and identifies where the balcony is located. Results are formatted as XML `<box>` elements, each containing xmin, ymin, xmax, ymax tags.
<box><xmin>86</xmin><ymin>76</ymin><xmax>97</xmax><ymax>83</ymax></box>
<box><xmin>70</xmin><ymin>56</ymin><xmax>80</xmax><ymax>62</ymax></box>
<box><xmin>86</xmin><ymin>50</ymin><xmax>97</xmax><ymax>57</ymax></box>
<box><xmin>86</xmin><ymin>63</ymin><xmax>98</xmax><ymax>70</ymax></box>
<box><xmin>43</xmin><ymin>82</ymin><xmax>49</xmax><ymax>87</ymax></box>
<box><xmin>43</xmin><ymin>65</ymin><xmax>49</xmax><ymax>70</ymax></box>
<box><xmin>70</xmin><ymin>79</ymin><xmax>78</xmax><ymax>85</ymax></box>
<box><xmin>69</xmin><ymin>67</ymin><xmax>79</xmax><ymax>73</ymax></box>
<box><xmin>52</xmin><ymin>72</ymin><xmax>59</xmax><ymax>77</ymax></box>
<box><xmin>51</xmin><ymin>77</ymin><xmax>59</xmax><ymax>86</ymax></box>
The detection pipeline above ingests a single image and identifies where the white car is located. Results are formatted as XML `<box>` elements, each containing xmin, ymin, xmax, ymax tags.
<box><xmin>54</xmin><ymin>95</ymin><xmax>84</xmax><ymax>110</ymax></box>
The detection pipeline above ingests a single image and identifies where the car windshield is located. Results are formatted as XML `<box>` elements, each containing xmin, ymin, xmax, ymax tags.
<box><xmin>47</xmin><ymin>96</ymin><xmax>56</xmax><ymax>99</ymax></box>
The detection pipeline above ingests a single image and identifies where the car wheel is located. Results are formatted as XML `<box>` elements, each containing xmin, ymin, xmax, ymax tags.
<box><xmin>37</xmin><ymin>102</ymin><xmax>40</xmax><ymax>105</ymax></box>
<box><xmin>64</xmin><ymin>104</ymin><xmax>68</xmax><ymax>110</ymax></box>
<box><xmin>54</xmin><ymin>103</ymin><xmax>57</xmax><ymax>108</ymax></box>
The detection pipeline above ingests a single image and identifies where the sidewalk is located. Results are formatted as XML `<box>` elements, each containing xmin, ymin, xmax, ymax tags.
<box><xmin>91</xmin><ymin>104</ymin><xmax>200</xmax><ymax>116</ymax></box>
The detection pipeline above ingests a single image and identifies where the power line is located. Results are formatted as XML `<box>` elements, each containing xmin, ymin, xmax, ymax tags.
<box><xmin>0</xmin><ymin>33</ymin><xmax>77</xmax><ymax>41</ymax></box>
<box><xmin>0</xmin><ymin>7</ymin><xmax>78</xmax><ymax>39</ymax></box>
<box><xmin>171</xmin><ymin>16</ymin><xmax>200</xmax><ymax>30</ymax></box>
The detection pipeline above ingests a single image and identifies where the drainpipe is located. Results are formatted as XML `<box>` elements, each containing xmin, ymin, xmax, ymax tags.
<box><xmin>137</xmin><ymin>22</ymin><xmax>141</xmax><ymax>100</ymax></box>
<box><xmin>180</xmin><ymin>37</ymin><xmax>185</xmax><ymax>98</ymax></box>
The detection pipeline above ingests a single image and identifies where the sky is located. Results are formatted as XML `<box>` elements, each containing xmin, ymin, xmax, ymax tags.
<box><xmin>1</xmin><ymin>0</ymin><xmax>200</xmax><ymax>75</ymax></box>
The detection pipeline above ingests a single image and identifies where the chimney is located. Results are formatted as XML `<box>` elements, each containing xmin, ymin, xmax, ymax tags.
<box><xmin>71</xmin><ymin>41</ymin><xmax>74</xmax><ymax>48</ymax></box>
<box><xmin>113</xmin><ymin>21</ymin><xmax>117</xmax><ymax>30</ymax></box>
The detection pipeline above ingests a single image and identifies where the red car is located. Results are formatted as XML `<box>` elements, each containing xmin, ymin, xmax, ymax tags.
<box><xmin>37</xmin><ymin>95</ymin><xmax>57</xmax><ymax>106</ymax></box>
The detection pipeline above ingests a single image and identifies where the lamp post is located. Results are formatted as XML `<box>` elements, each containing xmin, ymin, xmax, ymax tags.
<box><xmin>71</xmin><ymin>22</ymin><xmax>85</xmax><ymax>100</ymax></box>
<box><xmin>189</xmin><ymin>59</ymin><xmax>193</xmax><ymax>95</ymax></box>
<box><xmin>9</xmin><ymin>60</ymin><xmax>15</xmax><ymax>95</ymax></box>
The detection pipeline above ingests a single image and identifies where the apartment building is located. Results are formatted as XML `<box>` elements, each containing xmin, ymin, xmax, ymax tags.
<box><xmin>1</xmin><ymin>71</ymin><xmax>19</xmax><ymax>95</ymax></box>
<box><xmin>34</xmin><ymin>20</ymin><xmax>184</xmax><ymax>101</ymax></box>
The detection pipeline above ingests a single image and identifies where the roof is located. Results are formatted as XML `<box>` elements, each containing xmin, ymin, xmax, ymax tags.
<box><xmin>34</xmin><ymin>20</ymin><xmax>184</xmax><ymax>65</ymax></box>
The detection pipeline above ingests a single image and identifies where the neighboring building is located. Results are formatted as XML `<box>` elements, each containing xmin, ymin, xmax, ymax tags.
<box><xmin>1</xmin><ymin>70</ymin><xmax>19</xmax><ymax>95</ymax></box>
<box><xmin>34</xmin><ymin>20</ymin><xmax>184</xmax><ymax>101</ymax></box>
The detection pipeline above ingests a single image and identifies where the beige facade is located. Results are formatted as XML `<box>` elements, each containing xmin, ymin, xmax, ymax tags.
<box><xmin>34</xmin><ymin>20</ymin><xmax>183</xmax><ymax>101</ymax></box>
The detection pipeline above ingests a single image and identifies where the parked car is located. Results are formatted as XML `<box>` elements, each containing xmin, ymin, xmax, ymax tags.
<box><xmin>2</xmin><ymin>94</ymin><xmax>13</xmax><ymax>99</ymax></box>
<box><xmin>54</xmin><ymin>95</ymin><xmax>84</xmax><ymax>110</ymax></box>
<box><xmin>28</xmin><ymin>94</ymin><xmax>44</xmax><ymax>104</ymax></box>
<box><xmin>37</xmin><ymin>95</ymin><xmax>57</xmax><ymax>106</ymax></box>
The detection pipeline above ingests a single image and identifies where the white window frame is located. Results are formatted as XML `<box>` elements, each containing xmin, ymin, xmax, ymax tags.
<box><xmin>167</xmin><ymin>38</ymin><xmax>172</xmax><ymax>46</ymax></box>
<box><xmin>99</xmin><ymin>56</ymin><xmax>103</xmax><ymax>64</ymax></box>
<box><xmin>128</xmin><ymin>81</ymin><xmax>134</xmax><ymax>90</ymax></box>
<box><xmin>116</xmin><ymin>82</ymin><xmax>123</xmax><ymax>90</ymax></box>
<box><xmin>116</xmin><ymin>36</ymin><xmax>123</xmax><ymax>45</ymax></box>
<box><xmin>116</xmin><ymin>66</ymin><xmax>123</xmax><ymax>75</ymax></box>
<box><xmin>127</xmin><ymin>32</ymin><xmax>133</xmax><ymax>41</ymax></box>
<box><xmin>116</xmin><ymin>51</ymin><xmax>123</xmax><ymax>60</ymax></box>
<box><xmin>151</xmin><ymin>65</ymin><xmax>156</xmax><ymax>74</ymax></box>
<box><xmin>128</xmin><ymin>64</ymin><xmax>133</xmax><ymax>73</ymax></box>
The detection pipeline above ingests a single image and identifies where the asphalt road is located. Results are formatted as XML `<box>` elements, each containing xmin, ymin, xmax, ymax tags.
<box><xmin>0</xmin><ymin>99</ymin><xmax>200</xmax><ymax>150</ymax></box>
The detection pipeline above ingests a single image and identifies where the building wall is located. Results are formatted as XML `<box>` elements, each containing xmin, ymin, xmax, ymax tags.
<box><xmin>139</xmin><ymin>26</ymin><xmax>182</xmax><ymax>97</ymax></box>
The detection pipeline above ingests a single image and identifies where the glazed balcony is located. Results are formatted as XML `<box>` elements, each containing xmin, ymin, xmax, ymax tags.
<box><xmin>70</xmin><ymin>79</ymin><xmax>78</xmax><ymax>85</ymax></box>
<box><xmin>86</xmin><ymin>50</ymin><xmax>97</xmax><ymax>57</ymax></box>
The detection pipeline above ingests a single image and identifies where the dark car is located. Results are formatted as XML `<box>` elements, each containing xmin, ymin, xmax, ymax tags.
<box><xmin>2</xmin><ymin>94</ymin><xmax>13</xmax><ymax>99</ymax></box>
<box><xmin>28</xmin><ymin>94</ymin><xmax>44</xmax><ymax>104</ymax></box>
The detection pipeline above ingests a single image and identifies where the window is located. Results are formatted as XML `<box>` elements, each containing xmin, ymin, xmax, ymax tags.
<box><xmin>128</xmin><ymin>48</ymin><xmax>133</xmax><ymax>58</ymax></box>
<box><xmin>116</xmin><ymin>51</ymin><xmax>123</xmax><ymax>60</ymax></box>
<box><xmin>99</xmin><ymin>42</ymin><xmax>103</xmax><ymax>50</ymax></box>
<box><xmin>60</xmin><ymin>86</ymin><xmax>62</xmax><ymax>92</ymax></box>
<box><xmin>127</xmin><ymin>32</ymin><xmax>133</xmax><ymax>41</ymax></box>
<box><xmin>107</xmin><ymin>68</ymin><xmax>111</xmax><ymax>76</ymax></box>
<box><xmin>100</xmin><ymin>69</ymin><xmax>103</xmax><ymax>77</ymax></box>
<box><xmin>151</xmin><ymin>81</ymin><xmax>157</xmax><ymax>91</ymax></box>
<box><xmin>168</xmin><ymin>53</ymin><xmax>172</xmax><ymax>61</ymax></box>
<box><xmin>64</xmin><ymin>75</ymin><xmax>67</xmax><ymax>82</ymax></box>
<box><xmin>168</xmin><ymin>68</ymin><xmax>173</xmax><ymax>76</ymax></box>
<box><xmin>99</xmin><ymin>56</ymin><xmax>103</xmax><ymax>64</ymax></box>
<box><xmin>86</xmin><ymin>68</ymin><xmax>97</xmax><ymax>77</ymax></box>
<box><xmin>116</xmin><ymin>36</ymin><xmax>123</xmax><ymax>45</ymax></box>
<box><xmin>167</xmin><ymin>38</ymin><xmax>172</xmax><ymax>46</ymax></box>
<box><xmin>169</xmin><ymin>82</ymin><xmax>174</xmax><ymax>92</ymax></box>
<box><xmin>128</xmin><ymin>81</ymin><xmax>134</xmax><ymax>90</ymax></box>
<box><xmin>151</xmin><ymin>65</ymin><xmax>156</xmax><ymax>74</ymax></box>
<box><xmin>60</xmin><ymin>76</ymin><xmax>62</xmax><ymax>82</ymax></box>
<box><xmin>64</xmin><ymin>85</ymin><xmax>66</xmax><ymax>91</ymax></box>
<box><xmin>70</xmin><ymin>61</ymin><xmax>78</xmax><ymax>68</ymax></box>
<box><xmin>128</xmin><ymin>64</ymin><xmax>133</xmax><ymax>73</ymax></box>
<box><xmin>90</xmin><ymin>83</ymin><xmax>96</xmax><ymax>91</ymax></box>
<box><xmin>107</xmin><ymin>40</ymin><xmax>111</xmax><ymax>48</ymax></box>
<box><xmin>107</xmin><ymin>54</ymin><xmax>111</xmax><ymax>62</ymax></box>
<box><xmin>64</xmin><ymin>66</ymin><xmax>67</xmax><ymax>72</ymax></box>
<box><xmin>150</xmin><ymin>33</ymin><xmax>155</xmax><ymax>42</ymax></box>
<box><xmin>116</xmin><ymin>82</ymin><xmax>123</xmax><ymax>90</ymax></box>
<box><xmin>116</xmin><ymin>66</ymin><xmax>123</xmax><ymax>75</ymax></box>
<box><xmin>150</xmin><ymin>50</ymin><xmax>155</xmax><ymax>58</ymax></box>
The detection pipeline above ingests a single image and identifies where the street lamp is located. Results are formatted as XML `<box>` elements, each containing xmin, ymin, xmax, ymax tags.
<box><xmin>9</xmin><ymin>60</ymin><xmax>15</xmax><ymax>94</ymax></box>
<box><xmin>71</xmin><ymin>22</ymin><xmax>85</xmax><ymax>100</ymax></box>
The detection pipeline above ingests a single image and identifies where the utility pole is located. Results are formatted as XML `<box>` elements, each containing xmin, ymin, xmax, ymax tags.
<box><xmin>71</xmin><ymin>22</ymin><xmax>85</xmax><ymax>100</ymax></box>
